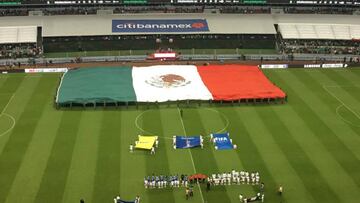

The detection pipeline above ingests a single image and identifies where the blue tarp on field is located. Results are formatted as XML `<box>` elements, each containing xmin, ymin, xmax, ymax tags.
<box><xmin>175</xmin><ymin>136</ymin><xmax>201</xmax><ymax>149</ymax></box>
<box><xmin>212</xmin><ymin>132</ymin><xmax>233</xmax><ymax>150</ymax></box>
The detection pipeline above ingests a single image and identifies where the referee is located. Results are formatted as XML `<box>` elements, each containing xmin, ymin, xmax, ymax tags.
<box><xmin>180</xmin><ymin>109</ymin><xmax>183</xmax><ymax>118</ymax></box>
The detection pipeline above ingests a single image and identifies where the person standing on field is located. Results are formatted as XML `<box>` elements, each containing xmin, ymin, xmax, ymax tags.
<box><xmin>206</xmin><ymin>180</ymin><xmax>211</xmax><ymax>192</ymax></box>
<box><xmin>185</xmin><ymin>187</ymin><xmax>189</xmax><ymax>200</ymax></box>
<box><xmin>278</xmin><ymin>185</ymin><xmax>283</xmax><ymax>196</ymax></box>
<box><xmin>180</xmin><ymin>109</ymin><xmax>183</xmax><ymax>118</ymax></box>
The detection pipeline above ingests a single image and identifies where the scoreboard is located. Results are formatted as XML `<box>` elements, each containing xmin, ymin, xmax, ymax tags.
<box><xmin>269</xmin><ymin>0</ymin><xmax>360</xmax><ymax>4</ymax></box>
<box><xmin>0</xmin><ymin>0</ymin><xmax>359</xmax><ymax>5</ymax></box>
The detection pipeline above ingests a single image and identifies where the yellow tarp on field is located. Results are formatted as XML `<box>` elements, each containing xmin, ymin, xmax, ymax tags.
<box><xmin>135</xmin><ymin>135</ymin><xmax>157</xmax><ymax>150</ymax></box>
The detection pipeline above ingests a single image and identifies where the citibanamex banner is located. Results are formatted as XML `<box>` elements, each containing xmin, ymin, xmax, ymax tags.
<box><xmin>112</xmin><ymin>19</ymin><xmax>210</xmax><ymax>33</ymax></box>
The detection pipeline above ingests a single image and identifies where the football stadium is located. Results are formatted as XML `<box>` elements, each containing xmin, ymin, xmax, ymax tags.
<box><xmin>0</xmin><ymin>1</ymin><xmax>360</xmax><ymax>203</ymax></box>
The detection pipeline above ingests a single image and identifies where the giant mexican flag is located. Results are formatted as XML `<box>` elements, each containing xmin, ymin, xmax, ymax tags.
<box><xmin>56</xmin><ymin>65</ymin><xmax>286</xmax><ymax>104</ymax></box>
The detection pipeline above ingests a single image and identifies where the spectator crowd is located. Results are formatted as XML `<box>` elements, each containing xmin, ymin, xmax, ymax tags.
<box><xmin>219</xmin><ymin>6</ymin><xmax>270</xmax><ymax>14</ymax></box>
<box><xmin>0</xmin><ymin>43</ymin><xmax>42</xmax><ymax>59</ymax></box>
<box><xmin>283</xmin><ymin>7</ymin><xmax>354</xmax><ymax>15</ymax></box>
<box><xmin>279</xmin><ymin>39</ymin><xmax>360</xmax><ymax>55</ymax></box>
<box><xmin>0</xmin><ymin>5</ymin><xmax>356</xmax><ymax>17</ymax></box>
<box><xmin>0</xmin><ymin>5</ymin><xmax>203</xmax><ymax>17</ymax></box>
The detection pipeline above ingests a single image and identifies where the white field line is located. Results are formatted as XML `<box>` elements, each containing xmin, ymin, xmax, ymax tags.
<box><xmin>1</xmin><ymin>94</ymin><xmax>14</xmax><ymax>115</ymax></box>
<box><xmin>322</xmin><ymin>85</ymin><xmax>360</xmax><ymax>121</ymax></box>
<box><xmin>0</xmin><ymin>94</ymin><xmax>16</xmax><ymax>138</ymax></box>
<box><xmin>55</xmin><ymin>71</ymin><xmax>67</xmax><ymax>103</ymax></box>
<box><xmin>335</xmin><ymin>105</ymin><xmax>360</xmax><ymax>127</ymax></box>
<box><xmin>0</xmin><ymin>114</ymin><xmax>16</xmax><ymax>138</ymax></box>
<box><xmin>204</xmin><ymin>108</ymin><xmax>230</xmax><ymax>134</ymax></box>
<box><xmin>135</xmin><ymin>108</ymin><xmax>229</xmax><ymax>140</ymax></box>
<box><xmin>177</xmin><ymin>107</ymin><xmax>205</xmax><ymax>203</ymax></box>
<box><xmin>134</xmin><ymin>109</ymin><xmax>158</xmax><ymax>136</ymax></box>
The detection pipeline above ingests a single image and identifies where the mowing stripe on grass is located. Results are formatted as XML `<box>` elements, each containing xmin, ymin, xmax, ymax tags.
<box><xmin>197</xmin><ymin>107</ymin><xmax>250</xmax><ymax>202</ymax></box>
<box><xmin>280</xmin><ymin>70</ymin><xmax>360</xmax><ymax>188</ymax></box>
<box><xmin>142</xmin><ymin>109</ymin><xmax>176</xmax><ymax>203</ymax></box>
<box><xmin>176</xmin><ymin>107</ymin><xmax>205</xmax><ymax>203</ymax></box>
<box><xmin>272</xmin><ymin>104</ymin><xmax>360</xmax><ymax>202</ymax></box>
<box><xmin>120</xmin><ymin>110</ymin><xmax>147</xmax><ymax>200</ymax></box>
<box><xmin>235</xmin><ymin>106</ymin><xmax>315</xmax><ymax>203</ymax></box>
<box><xmin>92</xmin><ymin>111</ymin><xmax>122</xmax><ymax>203</ymax></box>
<box><xmin>197</xmin><ymin>107</ymin><xmax>253</xmax><ymax>203</ymax></box>
<box><xmin>329</xmin><ymin>69</ymin><xmax>360</xmax><ymax>85</ymax></box>
<box><xmin>255</xmin><ymin>107</ymin><xmax>341</xmax><ymax>203</ymax></box>
<box><xmin>269</xmin><ymin>70</ymin><xmax>360</xmax><ymax>199</ymax></box>
<box><xmin>0</xmin><ymin>75</ymin><xmax>24</xmax><ymax>94</ymax></box>
<box><xmin>61</xmin><ymin>111</ymin><xmax>103</xmax><ymax>203</ymax></box>
<box><xmin>196</xmin><ymin>107</ymin><xmax>240</xmax><ymax>171</ymax></box>
<box><xmin>4</xmin><ymin>82</ymin><xmax>63</xmax><ymax>203</ymax></box>
<box><xmin>322</xmin><ymin>70</ymin><xmax>360</xmax><ymax>114</ymax></box>
<box><xmin>323</xmin><ymin>86</ymin><xmax>360</xmax><ymax>126</ymax></box>
<box><xmin>221</xmin><ymin>106</ymin><xmax>278</xmax><ymax>202</ymax></box>
<box><xmin>0</xmin><ymin>76</ymin><xmax>40</xmax><ymax>156</ymax></box>
<box><xmin>160</xmin><ymin>108</ymin><xmax>204</xmax><ymax>203</ymax></box>
<box><xmin>0</xmin><ymin>75</ymin><xmax>8</xmax><ymax>89</ymax></box>
<box><xmin>0</xmin><ymin>94</ymin><xmax>14</xmax><ymax>114</ymax></box>
<box><xmin>0</xmin><ymin>76</ymin><xmax>24</xmax><ymax>106</ymax></box>
<box><xmin>181</xmin><ymin>107</ymin><xmax>232</xmax><ymax>203</ymax></box>
<box><xmin>302</xmin><ymin>71</ymin><xmax>360</xmax><ymax>160</ymax></box>
<box><xmin>33</xmin><ymin>111</ymin><xmax>82</xmax><ymax>203</ymax></box>
<box><xmin>0</xmin><ymin>76</ymin><xmax>54</xmax><ymax>203</ymax></box>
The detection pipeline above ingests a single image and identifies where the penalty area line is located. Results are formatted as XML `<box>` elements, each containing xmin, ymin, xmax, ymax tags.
<box><xmin>177</xmin><ymin>107</ymin><xmax>205</xmax><ymax>203</ymax></box>
<box><xmin>322</xmin><ymin>85</ymin><xmax>360</xmax><ymax>121</ymax></box>
<box><xmin>0</xmin><ymin>94</ymin><xmax>16</xmax><ymax>138</ymax></box>
<box><xmin>335</xmin><ymin>105</ymin><xmax>360</xmax><ymax>127</ymax></box>
<box><xmin>1</xmin><ymin>94</ymin><xmax>15</xmax><ymax>115</ymax></box>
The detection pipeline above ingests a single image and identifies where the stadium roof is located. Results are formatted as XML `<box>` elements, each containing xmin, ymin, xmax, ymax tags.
<box><xmin>0</xmin><ymin>14</ymin><xmax>360</xmax><ymax>37</ymax></box>
<box><xmin>278</xmin><ymin>23</ymin><xmax>360</xmax><ymax>40</ymax></box>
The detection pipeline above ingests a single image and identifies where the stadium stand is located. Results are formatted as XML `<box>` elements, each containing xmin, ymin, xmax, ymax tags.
<box><xmin>278</xmin><ymin>23</ymin><xmax>360</xmax><ymax>55</ymax></box>
<box><xmin>219</xmin><ymin>6</ymin><xmax>271</xmax><ymax>14</ymax></box>
<box><xmin>0</xmin><ymin>6</ymin><xmax>203</xmax><ymax>17</ymax></box>
<box><xmin>0</xmin><ymin>5</ymin><xmax>356</xmax><ymax>17</ymax></box>
<box><xmin>0</xmin><ymin>26</ymin><xmax>42</xmax><ymax>59</ymax></box>
<box><xmin>0</xmin><ymin>3</ymin><xmax>359</xmax><ymax>62</ymax></box>
<box><xmin>279</xmin><ymin>39</ymin><xmax>360</xmax><ymax>55</ymax></box>
<box><xmin>0</xmin><ymin>26</ymin><xmax>37</xmax><ymax>44</ymax></box>
<box><xmin>43</xmin><ymin>34</ymin><xmax>275</xmax><ymax>53</ymax></box>
<box><xmin>278</xmin><ymin>24</ymin><xmax>360</xmax><ymax>40</ymax></box>
<box><xmin>283</xmin><ymin>7</ymin><xmax>354</xmax><ymax>15</ymax></box>
<box><xmin>0</xmin><ymin>43</ymin><xmax>41</xmax><ymax>59</ymax></box>
<box><xmin>0</xmin><ymin>26</ymin><xmax>41</xmax><ymax>59</ymax></box>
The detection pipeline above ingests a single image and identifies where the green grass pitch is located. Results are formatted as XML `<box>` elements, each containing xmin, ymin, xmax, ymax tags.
<box><xmin>0</xmin><ymin>68</ymin><xmax>360</xmax><ymax>203</ymax></box>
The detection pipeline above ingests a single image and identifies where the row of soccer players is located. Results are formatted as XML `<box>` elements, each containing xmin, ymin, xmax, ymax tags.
<box><xmin>239</xmin><ymin>193</ymin><xmax>264</xmax><ymax>203</ymax></box>
<box><xmin>144</xmin><ymin>175</ymin><xmax>188</xmax><ymax>188</ymax></box>
<box><xmin>209</xmin><ymin>170</ymin><xmax>260</xmax><ymax>185</ymax></box>
<box><xmin>145</xmin><ymin>179</ymin><xmax>189</xmax><ymax>188</ymax></box>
